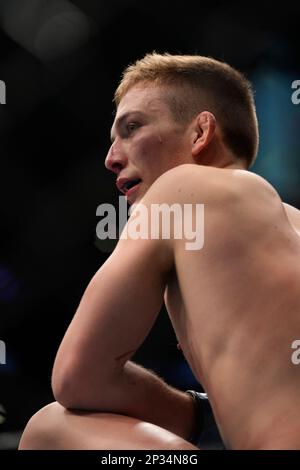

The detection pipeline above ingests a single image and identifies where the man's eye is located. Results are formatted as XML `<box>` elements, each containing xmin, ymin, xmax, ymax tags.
<box><xmin>126</xmin><ymin>122</ymin><xmax>139</xmax><ymax>132</ymax></box>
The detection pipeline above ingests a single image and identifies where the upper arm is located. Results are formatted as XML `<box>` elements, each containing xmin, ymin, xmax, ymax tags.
<box><xmin>52</xmin><ymin>177</ymin><xmax>175</xmax><ymax>402</ymax></box>
<box><xmin>53</xmin><ymin>242</ymin><xmax>171</xmax><ymax>389</ymax></box>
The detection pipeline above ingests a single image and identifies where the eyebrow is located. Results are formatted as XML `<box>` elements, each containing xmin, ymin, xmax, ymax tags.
<box><xmin>110</xmin><ymin>111</ymin><xmax>146</xmax><ymax>143</ymax></box>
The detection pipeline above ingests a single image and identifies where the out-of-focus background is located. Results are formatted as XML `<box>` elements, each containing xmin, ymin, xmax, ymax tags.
<box><xmin>0</xmin><ymin>0</ymin><xmax>299</xmax><ymax>450</ymax></box>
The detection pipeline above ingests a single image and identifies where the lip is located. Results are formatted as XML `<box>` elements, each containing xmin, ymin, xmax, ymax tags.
<box><xmin>125</xmin><ymin>181</ymin><xmax>141</xmax><ymax>199</ymax></box>
<box><xmin>116</xmin><ymin>177</ymin><xmax>142</xmax><ymax>195</ymax></box>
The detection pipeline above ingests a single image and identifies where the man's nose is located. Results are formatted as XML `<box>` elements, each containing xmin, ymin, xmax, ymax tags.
<box><xmin>104</xmin><ymin>143</ymin><xmax>128</xmax><ymax>174</ymax></box>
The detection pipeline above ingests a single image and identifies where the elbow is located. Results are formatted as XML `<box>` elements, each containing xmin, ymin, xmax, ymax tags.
<box><xmin>51</xmin><ymin>356</ymin><xmax>113</xmax><ymax>411</ymax></box>
<box><xmin>51</xmin><ymin>363</ymin><xmax>78</xmax><ymax>410</ymax></box>
<box><xmin>51</xmin><ymin>356</ymin><xmax>88</xmax><ymax>410</ymax></box>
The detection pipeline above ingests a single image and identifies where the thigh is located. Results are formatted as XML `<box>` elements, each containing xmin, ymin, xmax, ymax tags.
<box><xmin>19</xmin><ymin>402</ymin><xmax>199</xmax><ymax>450</ymax></box>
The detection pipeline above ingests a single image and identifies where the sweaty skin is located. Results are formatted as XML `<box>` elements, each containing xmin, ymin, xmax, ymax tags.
<box><xmin>163</xmin><ymin>167</ymin><xmax>300</xmax><ymax>450</ymax></box>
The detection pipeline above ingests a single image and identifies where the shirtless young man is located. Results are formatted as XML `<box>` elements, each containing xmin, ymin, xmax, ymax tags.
<box><xmin>19</xmin><ymin>53</ymin><xmax>300</xmax><ymax>450</ymax></box>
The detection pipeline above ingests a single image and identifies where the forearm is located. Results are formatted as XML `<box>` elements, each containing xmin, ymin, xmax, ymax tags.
<box><xmin>103</xmin><ymin>361</ymin><xmax>196</xmax><ymax>441</ymax></box>
<box><xmin>53</xmin><ymin>358</ymin><xmax>196</xmax><ymax>442</ymax></box>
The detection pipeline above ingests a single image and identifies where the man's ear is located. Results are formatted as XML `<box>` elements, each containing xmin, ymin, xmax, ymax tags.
<box><xmin>191</xmin><ymin>111</ymin><xmax>217</xmax><ymax>158</ymax></box>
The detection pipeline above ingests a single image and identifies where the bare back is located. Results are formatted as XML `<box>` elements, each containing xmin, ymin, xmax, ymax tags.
<box><xmin>164</xmin><ymin>169</ymin><xmax>300</xmax><ymax>449</ymax></box>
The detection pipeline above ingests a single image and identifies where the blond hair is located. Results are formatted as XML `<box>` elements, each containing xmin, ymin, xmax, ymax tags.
<box><xmin>114</xmin><ymin>53</ymin><xmax>259</xmax><ymax>168</ymax></box>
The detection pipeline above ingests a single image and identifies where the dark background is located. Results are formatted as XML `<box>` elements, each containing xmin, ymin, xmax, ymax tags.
<box><xmin>0</xmin><ymin>0</ymin><xmax>299</xmax><ymax>449</ymax></box>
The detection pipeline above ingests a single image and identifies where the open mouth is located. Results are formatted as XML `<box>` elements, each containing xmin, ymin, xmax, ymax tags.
<box><xmin>123</xmin><ymin>178</ymin><xmax>142</xmax><ymax>194</ymax></box>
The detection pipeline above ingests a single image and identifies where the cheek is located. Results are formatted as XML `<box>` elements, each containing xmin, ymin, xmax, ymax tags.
<box><xmin>133</xmin><ymin>133</ymin><xmax>166</xmax><ymax>163</ymax></box>
<box><xmin>132</xmin><ymin>129</ymin><xmax>186</xmax><ymax>175</ymax></box>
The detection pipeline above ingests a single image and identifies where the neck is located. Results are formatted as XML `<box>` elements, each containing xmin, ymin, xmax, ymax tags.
<box><xmin>221</xmin><ymin>160</ymin><xmax>247</xmax><ymax>170</ymax></box>
<box><xmin>198</xmin><ymin>139</ymin><xmax>248</xmax><ymax>170</ymax></box>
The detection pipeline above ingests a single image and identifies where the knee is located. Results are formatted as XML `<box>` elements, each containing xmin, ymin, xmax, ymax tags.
<box><xmin>19</xmin><ymin>401</ymin><xmax>65</xmax><ymax>450</ymax></box>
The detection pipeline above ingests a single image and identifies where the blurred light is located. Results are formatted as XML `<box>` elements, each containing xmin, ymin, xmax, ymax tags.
<box><xmin>0</xmin><ymin>404</ymin><xmax>6</xmax><ymax>425</ymax></box>
<box><xmin>0</xmin><ymin>80</ymin><xmax>6</xmax><ymax>104</ymax></box>
<box><xmin>0</xmin><ymin>0</ymin><xmax>93</xmax><ymax>61</ymax></box>
<box><xmin>34</xmin><ymin>5</ymin><xmax>92</xmax><ymax>61</ymax></box>
<box><xmin>0</xmin><ymin>431</ymin><xmax>22</xmax><ymax>450</ymax></box>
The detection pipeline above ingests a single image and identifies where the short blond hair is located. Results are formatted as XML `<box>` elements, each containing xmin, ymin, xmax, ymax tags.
<box><xmin>114</xmin><ymin>52</ymin><xmax>259</xmax><ymax>168</ymax></box>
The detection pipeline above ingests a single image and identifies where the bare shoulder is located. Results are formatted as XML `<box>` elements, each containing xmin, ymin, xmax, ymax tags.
<box><xmin>228</xmin><ymin>168</ymin><xmax>283</xmax><ymax>201</ymax></box>
<box><xmin>283</xmin><ymin>202</ymin><xmax>300</xmax><ymax>218</ymax></box>
<box><xmin>142</xmin><ymin>164</ymin><xmax>281</xmax><ymax>209</ymax></box>
<box><xmin>147</xmin><ymin>166</ymin><xmax>291</xmax><ymax>242</ymax></box>
<box><xmin>283</xmin><ymin>202</ymin><xmax>300</xmax><ymax>234</ymax></box>
<box><xmin>231</xmin><ymin>171</ymin><xmax>300</xmax><ymax>229</ymax></box>
<box><xmin>141</xmin><ymin>164</ymin><xmax>239</xmax><ymax>206</ymax></box>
